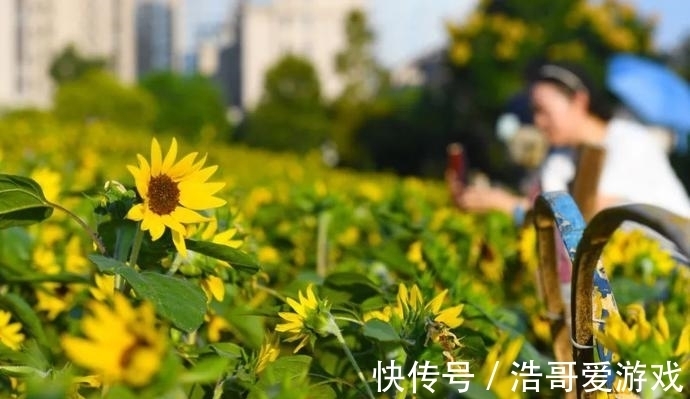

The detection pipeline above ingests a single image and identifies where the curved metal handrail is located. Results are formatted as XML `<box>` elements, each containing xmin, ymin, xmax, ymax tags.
<box><xmin>571</xmin><ymin>204</ymin><xmax>690</xmax><ymax>397</ymax></box>
<box><xmin>534</xmin><ymin>192</ymin><xmax>586</xmax><ymax>366</ymax></box>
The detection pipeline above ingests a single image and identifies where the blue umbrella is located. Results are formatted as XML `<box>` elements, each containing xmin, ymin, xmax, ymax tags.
<box><xmin>606</xmin><ymin>53</ymin><xmax>690</xmax><ymax>152</ymax></box>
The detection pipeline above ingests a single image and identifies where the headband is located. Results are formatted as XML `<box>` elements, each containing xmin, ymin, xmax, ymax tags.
<box><xmin>538</xmin><ymin>64</ymin><xmax>588</xmax><ymax>94</ymax></box>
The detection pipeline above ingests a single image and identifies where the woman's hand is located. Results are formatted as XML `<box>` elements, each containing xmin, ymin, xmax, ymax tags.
<box><xmin>447</xmin><ymin>177</ymin><xmax>527</xmax><ymax>217</ymax></box>
<box><xmin>445</xmin><ymin>168</ymin><xmax>465</xmax><ymax>208</ymax></box>
<box><xmin>460</xmin><ymin>185</ymin><xmax>526</xmax><ymax>214</ymax></box>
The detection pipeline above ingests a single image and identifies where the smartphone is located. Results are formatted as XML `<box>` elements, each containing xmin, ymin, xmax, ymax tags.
<box><xmin>446</xmin><ymin>142</ymin><xmax>466</xmax><ymax>183</ymax></box>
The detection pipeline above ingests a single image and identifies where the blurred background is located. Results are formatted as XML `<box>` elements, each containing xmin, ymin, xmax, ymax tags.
<box><xmin>1</xmin><ymin>0</ymin><xmax>689</xmax><ymax>190</ymax></box>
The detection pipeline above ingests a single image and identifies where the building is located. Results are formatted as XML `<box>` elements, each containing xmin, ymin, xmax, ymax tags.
<box><xmin>236</xmin><ymin>0</ymin><xmax>365</xmax><ymax>110</ymax></box>
<box><xmin>136</xmin><ymin>0</ymin><xmax>183</xmax><ymax>77</ymax></box>
<box><xmin>390</xmin><ymin>47</ymin><xmax>450</xmax><ymax>89</ymax></box>
<box><xmin>0</xmin><ymin>0</ymin><xmax>136</xmax><ymax>109</ymax></box>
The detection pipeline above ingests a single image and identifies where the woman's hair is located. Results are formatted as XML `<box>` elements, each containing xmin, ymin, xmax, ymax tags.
<box><xmin>529</xmin><ymin>61</ymin><xmax>615</xmax><ymax>121</ymax></box>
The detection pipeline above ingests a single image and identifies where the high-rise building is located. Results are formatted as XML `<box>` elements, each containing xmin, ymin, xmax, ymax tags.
<box><xmin>237</xmin><ymin>0</ymin><xmax>365</xmax><ymax>110</ymax></box>
<box><xmin>0</xmin><ymin>0</ymin><xmax>136</xmax><ymax>109</ymax></box>
<box><xmin>136</xmin><ymin>0</ymin><xmax>183</xmax><ymax>78</ymax></box>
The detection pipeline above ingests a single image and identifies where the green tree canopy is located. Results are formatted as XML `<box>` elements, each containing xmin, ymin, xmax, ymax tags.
<box><xmin>446</xmin><ymin>0</ymin><xmax>655</xmax><ymax>103</ymax></box>
<box><xmin>262</xmin><ymin>55</ymin><xmax>322</xmax><ymax>108</ymax></box>
<box><xmin>49</xmin><ymin>44</ymin><xmax>108</xmax><ymax>85</ymax></box>
<box><xmin>53</xmin><ymin>70</ymin><xmax>156</xmax><ymax>129</ymax></box>
<box><xmin>139</xmin><ymin>72</ymin><xmax>230</xmax><ymax>141</ymax></box>
<box><xmin>331</xmin><ymin>9</ymin><xmax>389</xmax><ymax>167</ymax></box>
<box><xmin>334</xmin><ymin>9</ymin><xmax>388</xmax><ymax>104</ymax></box>
<box><xmin>441</xmin><ymin>0</ymin><xmax>656</xmax><ymax>179</ymax></box>
<box><xmin>243</xmin><ymin>54</ymin><xmax>330</xmax><ymax>153</ymax></box>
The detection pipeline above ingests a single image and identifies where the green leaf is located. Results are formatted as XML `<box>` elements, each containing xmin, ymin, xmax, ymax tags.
<box><xmin>262</xmin><ymin>355</ymin><xmax>312</xmax><ymax>381</ymax></box>
<box><xmin>102</xmin><ymin>385</ymin><xmax>138</xmax><ymax>399</ymax></box>
<box><xmin>370</xmin><ymin>242</ymin><xmax>416</xmax><ymax>276</ymax></box>
<box><xmin>249</xmin><ymin>355</ymin><xmax>312</xmax><ymax>398</ymax></box>
<box><xmin>0</xmin><ymin>365</ymin><xmax>48</xmax><ymax>378</ymax></box>
<box><xmin>206</xmin><ymin>342</ymin><xmax>244</xmax><ymax>359</ymax></box>
<box><xmin>185</xmin><ymin>239</ymin><xmax>260</xmax><ymax>274</ymax></box>
<box><xmin>98</xmin><ymin>219</ymin><xmax>171</xmax><ymax>266</ymax></box>
<box><xmin>323</xmin><ymin>272</ymin><xmax>381</xmax><ymax>306</ymax></box>
<box><xmin>180</xmin><ymin>356</ymin><xmax>231</xmax><ymax>384</ymax></box>
<box><xmin>449</xmin><ymin>380</ymin><xmax>499</xmax><ymax>399</ymax></box>
<box><xmin>136</xmin><ymin>272</ymin><xmax>207</xmax><ymax>332</ymax></box>
<box><xmin>306</xmin><ymin>384</ymin><xmax>337</xmax><ymax>399</ymax></box>
<box><xmin>0</xmin><ymin>340</ymin><xmax>50</xmax><ymax>372</ymax></box>
<box><xmin>0</xmin><ymin>174</ymin><xmax>53</xmax><ymax>229</ymax></box>
<box><xmin>88</xmin><ymin>255</ymin><xmax>206</xmax><ymax>332</ymax></box>
<box><xmin>362</xmin><ymin>319</ymin><xmax>400</xmax><ymax>342</ymax></box>
<box><xmin>323</xmin><ymin>272</ymin><xmax>381</xmax><ymax>293</ymax></box>
<box><xmin>0</xmin><ymin>293</ymin><xmax>50</xmax><ymax>349</ymax></box>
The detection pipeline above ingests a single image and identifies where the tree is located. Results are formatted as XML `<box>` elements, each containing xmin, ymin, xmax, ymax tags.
<box><xmin>332</xmin><ymin>9</ymin><xmax>389</xmax><ymax>167</ymax></box>
<box><xmin>53</xmin><ymin>70</ymin><xmax>156</xmax><ymax>129</ymax></box>
<box><xmin>334</xmin><ymin>9</ymin><xmax>388</xmax><ymax>104</ymax></box>
<box><xmin>443</xmin><ymin>0</ymin><xmax>656</xmax><ymax>181</ymax></box>
<box><xmin>242</xmin><ymin>55</ymin><xmax>330</xmax><ymax>153</ymax></box>
<box><xmin>49</xmin><ymin>45</ymin><xmax>107</xmax><ymax>85</ymax></box>
<box><xmin>139</xmin><ymin>72</ymin><xmax>231</xmax><ymax>141</ymax></box>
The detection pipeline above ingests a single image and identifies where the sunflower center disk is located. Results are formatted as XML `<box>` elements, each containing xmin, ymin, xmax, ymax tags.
<box><xmin>147</xmin><ymin>174</ymin><xmax>180</xmax><ymax>215</ymax></box>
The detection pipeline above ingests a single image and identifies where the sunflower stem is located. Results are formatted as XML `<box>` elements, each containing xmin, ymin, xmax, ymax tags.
<box><xmin>212</xmin><ymin>376</ymin><xmax>225</xmax><ymax>399</ymax></box>
<box><xmin>316</xmin><ymin>211</ymin><xmax>331</xmax><ymax>277</ymax></box>
<box><xmin>45</xmin><ymin>200</ymin><xmax>107</xmax><ymax>255</ymax></box>
<box><xmin>328</xmin><ymin>316</ymin><xmax>376</xmax><ymax>399</ymax></box>
<box><xmin>128</xmin><ymin>223</ymin><xmax>145</xmax><ymax>269</ymax></box>
<box><xmin>253</xmin><ymin>283</ymin><xmax>287</xmax><ymax>302</ymax></box>
<box><xmin>333</xmin><ymin>315</ymin><xmax>364</xmax><ymax>326</ymax></box>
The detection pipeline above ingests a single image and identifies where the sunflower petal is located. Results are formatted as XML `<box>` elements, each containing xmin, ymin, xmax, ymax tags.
<box><xmin>172</xmin><ymin>230</ymin><xmax>187</xmax><ymax>257</ymax></box>
<box><xmin>161</xmin><ymin>138</ymin><xmax>178</xmax><ymax>173</ymax></box>
<box><xmin>146</xmin><ymin>214</ymin><xmax>166</xmax><ymax>240</ymax></box>
<box><xmin>191</xmin><ymin>154</ymin><xmax>208</xmax><ymax>172</ymax></box>
<box><xmin>178</xmin><ymin>181</ymin><xmax>225</xmax><ymax>197</ymax></box>
<box><xmin>132</xmin><ymin>154</ymin><xmax>151</xmax><ymax>197</ymax></box>
<box><xmin>126</xmin><ymin>204</ymin><xmax>145</xmax><ymax>222</ymax></box>
<box><xmin>287</xmin><ymin>297</ymin><xmax>306</xmax><ymax>317</ymax></box>
<box><xmin>150</xmin><ymin>138</ymin><xmax>163</xmax><ymax>176</ymax></box>
<box><xmin>179</xmin><ymin>165</ymin><xmax>218</xmax><ymax>183</ymax></box>
<box><xmin>168</xmin><ymin>152</ymin><xmax>199</xmax><ymax>180</ymax></box>
<box><xmin>293</xmin><ymin>335</ymin><xmax>310</xmax><ymax>353</ymax></box>
<box><xmin>426</xmin><ymin>290</ymin><xmax>447</xmax><ymax>314</ymax></box>
<box><xmin>161</xmin><ymin>214</ymin><xmax>186</xmax><ymax>234</ymax></box>
<box><xmin>170</xmin><ymin>207</ymin><xmax>208</xmax><ymax>224</ymax></box>
<box><xmin>178</xmin><ymin>188</ymin><xmax>226</xmax><ymax>210</ymax></box>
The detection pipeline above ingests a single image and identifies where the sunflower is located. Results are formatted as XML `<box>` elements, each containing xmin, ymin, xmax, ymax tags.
<box><xmin>61</xmin><ymin>293</ymin><xmax>168</xmax><ymax>387</ymax></box>
<box><xmin>364</xmin><ymin>283</ymin><xmax>464</xmax><ymax>329</ymax></box>
<box><xmin>0</xmin><ymin>311</ymin><xmax>25</xmax><ymax>351</ymax></box>
<box><xmin>255</xmin><ymin>334</ymin><xmax>281</xmax><ymax>374</ymax></box>
<box><xmin>275</xmin><ymin>284</ymin><xmax>333</xmax><ymax>353</ymax></box>
<box><xmin>126</xmin><ymin>138</ymin><xmax>226</xmax><ymax>257</ymax></box>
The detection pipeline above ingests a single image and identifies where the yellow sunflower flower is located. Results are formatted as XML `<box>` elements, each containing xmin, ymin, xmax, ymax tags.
<box><xmin>30</xmin><ymin>166</ymin><xmax>61</xmax><ymax>203</ymax></box>
<box><xmin>425</xmin><ymin>289</ymin><xmax>465</xmax><ymax>329</ymax></box>
<box><xmin>205</xmin><ymin>312</ymin><xmax>231</xmax><ymax>343</ymax></box>
<box><xmin>35</xmin><ymin>282</ymin><xmax>85</xmax><ymax>320</ymax></box>
<box><xmin>201</xmin><ymin>275</ymin><xmax>225</xmax><ymax>303</ymax></box>
<box><xmin>89</xmin><ymin>274</ymin><xmax>115</xmax><ymax>301</ymax></box>
<box><xmin>255</xmin><ymin>334</ymin><xmax>281</xmax><ymax>374</ymax></box>
<box><xmin>126</xmin><ymin>138</ymin><xmax>226</xmax><ymax>257</ymax></box>
<box><xmin>275</xmin><ymin>284</ymin><xmax>332</xmax><ymax>353</ymax></box>
<box><xmin>479</xmin><ymin>336</ymin><xmax>524</xmax><ymax>399</ymax></box>
<box><xmin>61</xmin><ymin>293</ymin><xmax>168</xmax><ymax>387</ymax></box>
<box><xmin>381</xmin><ymin>284</ymin><xmax>464</xmax><ymax>329</ymax></box>
<box><xmin>0</xmin><ymin>311</ymin><xmax>25</xmax><ymax>351</ymax></box>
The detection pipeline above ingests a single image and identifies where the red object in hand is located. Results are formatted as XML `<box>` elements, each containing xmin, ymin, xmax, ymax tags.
<box><xmin>446</xmin><ymin>142</ymin><xmax>466</xmax><ymax>182</ymax></box>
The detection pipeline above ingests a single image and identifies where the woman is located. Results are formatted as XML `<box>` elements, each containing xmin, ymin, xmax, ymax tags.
<box><xmin>448</xmin><ymin>62</ymin><xmax>690</xmax><ymax>221</ymax></box>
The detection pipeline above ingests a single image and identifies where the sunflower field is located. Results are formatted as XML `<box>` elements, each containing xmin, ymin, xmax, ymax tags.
<box><xmin>0</xmin><ymin>116</ymin><xmax>689</xmax><ymax>399</ymax></box>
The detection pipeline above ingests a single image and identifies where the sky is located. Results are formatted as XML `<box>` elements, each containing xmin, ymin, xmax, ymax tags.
<box><xmin>184</xmin><ymin>0</ymin><xmax>690</xmax><ymax>68</ymax></box>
